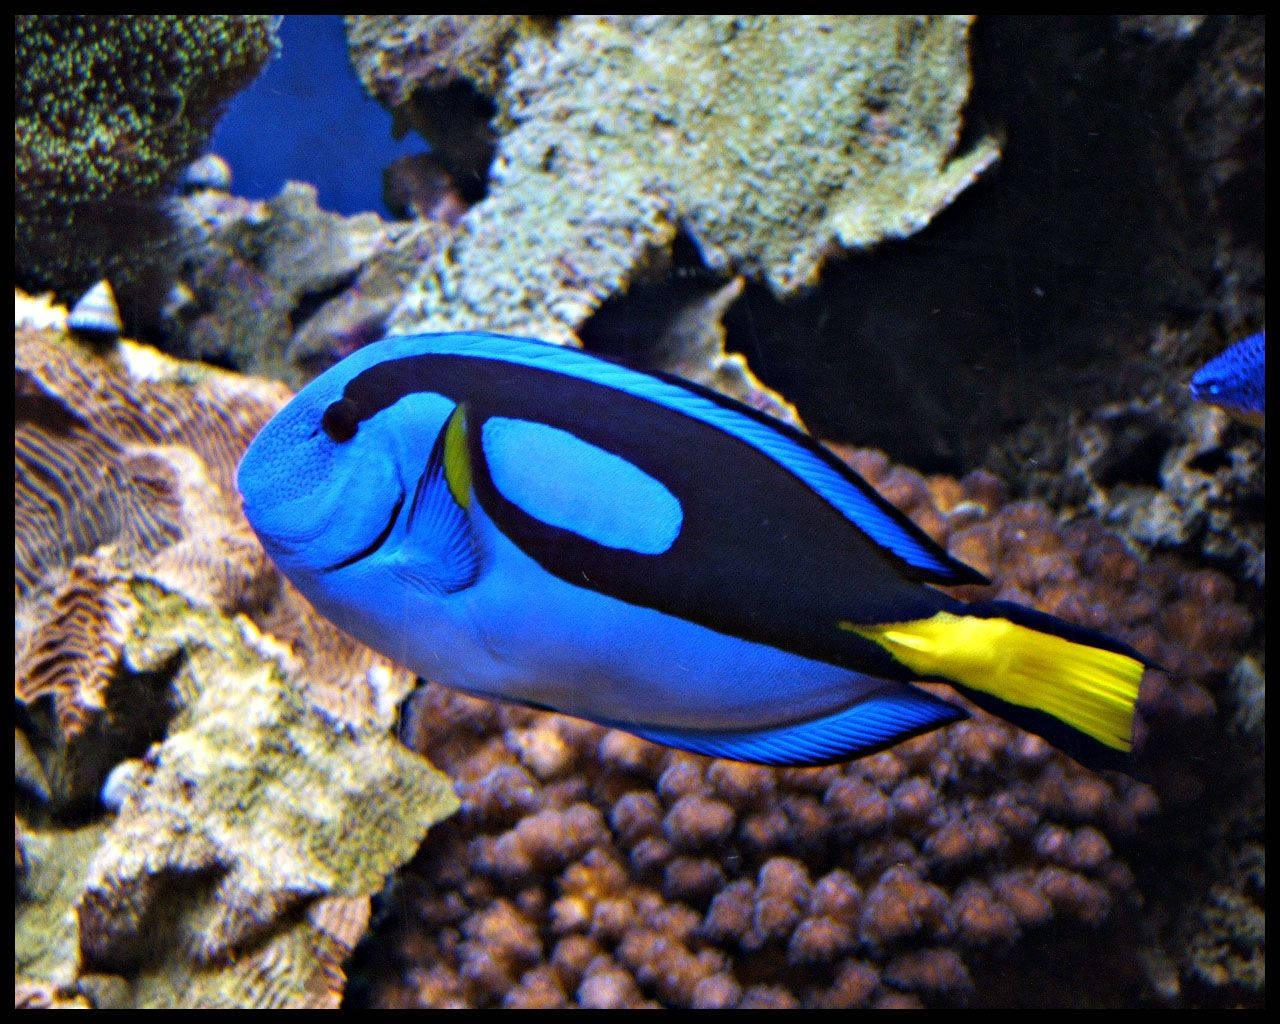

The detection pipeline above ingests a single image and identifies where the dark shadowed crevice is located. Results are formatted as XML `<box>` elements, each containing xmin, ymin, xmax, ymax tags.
<box><xmin>714</xmin><ymin>16</ymin><xmax>1219</xmax><ymax>479</ymax></box>
<box><xmin>577</xmin><ymin>230</ymin><xmax>727</xmax><ymax>368</ymax></box>
<box><xmin>403</xmin><ymin>81</ymin><xmax>499</xmax><ymax>204</ymax></box>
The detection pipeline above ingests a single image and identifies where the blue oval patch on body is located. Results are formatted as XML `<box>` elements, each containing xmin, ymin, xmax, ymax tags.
<box><xmin>481</xmin><ymin>416</ymin><xmax>683</xmax><ymax>554</ymax></box>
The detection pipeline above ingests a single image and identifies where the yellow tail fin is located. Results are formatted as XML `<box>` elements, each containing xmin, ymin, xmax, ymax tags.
<box><xmin>840</xmin><ymin>609</ymin><xmax>1144</xmax><ymax>756</ymax></box>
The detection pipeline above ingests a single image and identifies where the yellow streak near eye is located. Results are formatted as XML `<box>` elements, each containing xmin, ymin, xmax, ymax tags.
<box><xmin>444</xmin><ymin>403</ymin><xmax>472</xmax><ymax>509</ymax></box>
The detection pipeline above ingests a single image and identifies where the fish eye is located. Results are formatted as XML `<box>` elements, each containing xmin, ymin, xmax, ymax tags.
<box><xmin>321</xmin><ymin>397</ymin><xmax>360</xmax><ymax>442</ymax></box>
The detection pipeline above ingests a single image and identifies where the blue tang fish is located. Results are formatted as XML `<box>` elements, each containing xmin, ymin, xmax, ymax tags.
<box><xmin>1190</xmin><ymin>331</ymin><xmax>1265</xmax><ymax>427</ymax></box>
<box><xmin>237</xmin><ymin>333</ymin><xmax>1149</xmax><ymax>771</ymax></box>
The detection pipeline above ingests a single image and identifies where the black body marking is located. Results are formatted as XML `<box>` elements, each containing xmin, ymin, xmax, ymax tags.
<box><xmin>322</xmin><ymin>346</ymin><xmax>973</xmax><ymax>676</ymax></box>
<box><xmin>321</xmin><ymin>396</ymin><xmax>360</xmax><ymax>442</ymax></box>
<box><xmin>323</xmin><ymin>343</ymin><xmax>983</xmax><ymax>585</ymax></box>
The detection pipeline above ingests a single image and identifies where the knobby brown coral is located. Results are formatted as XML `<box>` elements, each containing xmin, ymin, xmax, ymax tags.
<box><xmin>362</xmin><ymin>443</ymin><xmax>1253</xmax><ymax>1009</ymax></box>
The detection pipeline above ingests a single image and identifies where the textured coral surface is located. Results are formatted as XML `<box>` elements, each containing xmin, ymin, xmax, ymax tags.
<box><xmin>70</xmin><ymin>584</ymin><xmax>456</xmax><ymax>1008</ymax></box>
<box><xmin>347</xmin><ymin>14</ymin><xmax>543</xmax><ymax>108</ymax></box>
<box><xmin>15</xmin><ymin>309</ymin><xmax>458</xmax><ymax>1007</ymax></box>
<box><xmin>353</xmin><ymin>447</ymin><xmax>1256</xmax><ymax>1008</ymax></box>
<box><xmin>164</xmin><ymin>182</ymin><xmax>450</xmax><ymax>388</ymax></box>
<box><xmin>374</xmin><ymin>15</ymin><xmax>998</xmax><ymax>343</ymax></box>
<box><xmin>1068</xmin><ymin>399</ymin><xmax>1264</xmax><ymax>586</ymax></box>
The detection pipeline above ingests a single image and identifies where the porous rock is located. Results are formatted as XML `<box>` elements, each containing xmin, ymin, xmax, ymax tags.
<box><xmin>380</xmin><ymin>15</ymin><xmax>998</xmax><ymax>343</ymax></box>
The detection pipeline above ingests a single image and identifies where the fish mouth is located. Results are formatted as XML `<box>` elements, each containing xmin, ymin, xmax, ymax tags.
<box><xmin>238</xmin><ymin>492</ymin><xmax>330</xmax><ymax>556</ymax></box>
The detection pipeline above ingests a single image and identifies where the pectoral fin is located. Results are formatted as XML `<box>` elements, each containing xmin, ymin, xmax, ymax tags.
<box><xmin>392</xmin><ymin>403</ymin><xmax>480</xmax><ymax>594</ymax></box>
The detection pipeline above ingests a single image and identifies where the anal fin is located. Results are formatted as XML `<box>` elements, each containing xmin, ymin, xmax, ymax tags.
<box><xmin>621</xmin><ymin>684</ymin><xmax>966</xmax><ymax>767</ymax></box>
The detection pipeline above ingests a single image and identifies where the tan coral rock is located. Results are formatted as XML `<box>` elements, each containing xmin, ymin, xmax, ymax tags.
<box><xmin>389</xmin><ymin>15</ymin><xmax>998</xmax><ymax>343</ymax></box>
<box><xmin>346</xmin><ymin>15</ymin><xmax>544</xmax><ymax>107</ymax></box>
<box><xmin>71</xmin><ymin>583</ymin><xmax>457</xmax><ymax>1007</ymax></box>
<box><xmin>649</xmin><ymin>276</ymin><xmax>804</xmax><ymax>428</ymax></box>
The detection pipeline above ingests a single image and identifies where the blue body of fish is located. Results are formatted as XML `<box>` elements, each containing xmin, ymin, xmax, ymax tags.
<box><xmin>237</xmin><ymin>333</ymin><xmax>1148</xmax><ymax>770</ymax></box>
<box><xmin>1190</xmin><ymin>331</ymin><xmax>1265</xmax><ymax>426</ymax></box>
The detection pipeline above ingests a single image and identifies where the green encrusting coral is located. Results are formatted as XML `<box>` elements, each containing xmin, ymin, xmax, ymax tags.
<box><xmin>15</xmin><ymin>15</ymin><xmax>278</xmax><ymax>300</ymax></box>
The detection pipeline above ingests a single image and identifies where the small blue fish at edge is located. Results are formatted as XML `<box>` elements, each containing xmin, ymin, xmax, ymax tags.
<box><xmin>1190</xmin><ymin>331</ymin><xmax>1265</xmax><ymax>428</ymax></box>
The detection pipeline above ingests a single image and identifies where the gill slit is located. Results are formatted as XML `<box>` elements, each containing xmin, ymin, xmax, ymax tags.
<box><xmin>320</xmin><ymin>488</ymin><xmax>406</xmax><ymax>573</ymax></box>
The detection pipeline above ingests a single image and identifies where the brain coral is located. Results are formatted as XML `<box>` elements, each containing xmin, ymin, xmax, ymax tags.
<box><xmin>15</xmin><ymin>15</ymin><xmax>278</xmax><ymax>301</ymax></box>
<box><xmin>377</xmin><ymin>15</ymin><xmax>999</xmax><ymax>343</ymax></box>
<box><xmin>16</xmin><ymin>314</ymin><xmax>287</xmax><ymax>809</ymax></box>
<box><xmin>14</xmin><ymin>301</ymin><xmax>459</xmax><ymax>1007</ymax></box>
<box><xmin>355</xmin><ymin>447</ymin><xmax>1254</xmax><ymax>1008</ymax></box>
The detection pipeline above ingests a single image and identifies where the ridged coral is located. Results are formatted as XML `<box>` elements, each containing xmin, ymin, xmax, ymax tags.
<box><xmin>15</xmin><ymin>15</ymin><xmax>278</xmax><ymax>301</ymax></box>
<box><xmin>15</xmin><ymin>305</ymin><xmax>460</xmax><ymax>1006</ymax></box>
<box><xmin>380</xmin><ymin>15</ymin><xmax>998</xmax><ymax>344</ymax></box>
<box><xmin>16</xmin><ymin>317</ymin><xmax>286</xmax><ymax>809</ymax></box>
